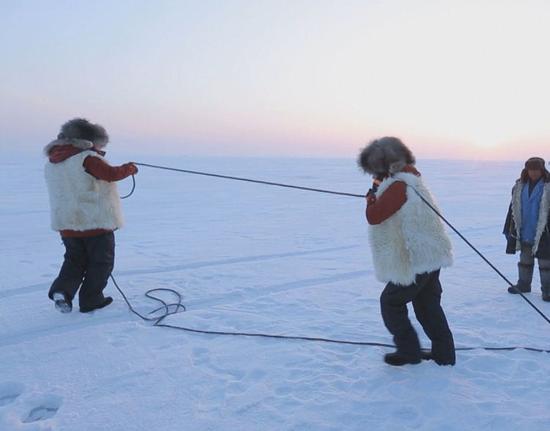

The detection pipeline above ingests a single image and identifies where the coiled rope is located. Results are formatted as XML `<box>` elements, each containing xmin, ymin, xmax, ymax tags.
<box><xmin>108</xmin><ymin>275</ymin><xmax>550</xmax><ymax>354</ymax></box>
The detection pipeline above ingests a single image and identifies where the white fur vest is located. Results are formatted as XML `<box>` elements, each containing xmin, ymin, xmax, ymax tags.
<box><xmin>44</xmin><ymin>150</ymin><xmax>124</xmax><ymax>231</ymax></box>
<box><xmin>368</xmin><ymin>172</ymin><xmax>453</xmax><ymax>286</ymax></box>
<box><xmin>510</xmin><ymin>180</ymin><xmax>550</xmax><ymax>254</ymax></box>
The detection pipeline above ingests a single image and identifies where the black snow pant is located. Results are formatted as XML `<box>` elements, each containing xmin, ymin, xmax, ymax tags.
<box><xmin>48</xmin><ymin>232</ymin><xmax>115</xmax><ymax>309</ymax></box>
<box><xmin>380</xmin><ymin>269</ymin><xmax>455</xmax><ymax>365</ymax></box>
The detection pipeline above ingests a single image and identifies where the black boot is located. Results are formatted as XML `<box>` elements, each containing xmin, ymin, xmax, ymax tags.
<box><xmin>384</xmin><ymin>352</ymin><xmax>421</xmax><ymax>366</ymax></box>
<box><xmin>421</xmin><ymin>350</ymin><xmax>433</xmax><ymax>361</ymax></box>
<box><xmin>53</xmin><ymin>292</ymin><xmax>72</xmax><ymax>313</ymax></box>
<box><xmin>539</xmin><ymin>269</ymin><xmax>550</xmax><ymax>302</ymax></box>
<box><xmin>433</xmin><ymin>355</ymin><xmax>455</xmax><ymax>366</ymax></box>
<box><xmin>79</xmin><ymin>296</ymin><xmax>113</xmax><ymax>313</ymax></box>
<box><xmin>411</xmin><ymin>350</ymin><xmax>455</xmax><ymax>365</ymax></box>
<box><xmin>508</xmin><ymin>284</ymin><xmax>531</xmax><ymax>294</ymax></box>
<box><xmin>509</xmin><ymin>263</ymin><xmax>533</xmax><ymax>293</ymax></box>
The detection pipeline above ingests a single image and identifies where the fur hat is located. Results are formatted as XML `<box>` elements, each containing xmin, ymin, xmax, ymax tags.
<box><xmin>520</xmin><ymin>156</ymin><xmax>550</xmax><ymax>183</ymax></box>
<box><xmin>357</xmin><ymin>137</ymin><xmax>416</xmax><ymax>175</ymax></box>
<box><xmin>58</xmin><ymin>118</ymin><xmax>109</xmax><ymax>148</ymax></box>
<box><xmin>525</xmin><ymin>157</ymin><xmax>545</xmax><ymax>171</ymax></box>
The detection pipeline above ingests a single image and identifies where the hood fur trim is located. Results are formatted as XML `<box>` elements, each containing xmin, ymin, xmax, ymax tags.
<box><xmin>43</xmin><ymin>138</ymin><xmax>94</xmax><ymax>156</ymax></box>
<box><xmin>357</xmin><ymin>137</ymin><xmax>416</xmax><ymax>176</ymax></box>
<box><xmin>58</xmin><ymin>118</ymin><xmax>109</xmax><ymax>148</ymax></box>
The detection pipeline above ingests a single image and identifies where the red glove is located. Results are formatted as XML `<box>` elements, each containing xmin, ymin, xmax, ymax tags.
<box><xmin>125</xmin><ymin>163</ymin><xmax>138</xmax><ymax>175</ymax></box>
<box><xmin>366</xmin><ymin>191</ymin><xmax>376</xmax><ymax>205</ymax></box>
<box><xmin>366</xmin><ymin>177</ymin><xmax>380</xmax><ymax>205</ymax></box>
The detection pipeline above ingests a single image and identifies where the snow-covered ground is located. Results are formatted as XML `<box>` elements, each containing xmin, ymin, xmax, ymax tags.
<box><xmin>1</xmin><ymin>153</ymin><xmax>549</xmax><ymax>431</ymax></box>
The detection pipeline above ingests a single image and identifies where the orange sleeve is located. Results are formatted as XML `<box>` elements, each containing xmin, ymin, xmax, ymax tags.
<box><xmin>83</xmin><ymin>156</ymin><xmax>134</xmax><ymax>182</ymax></box>
<box><xmin>366</xmin><ymin>181</ymin><xmax>407</xmax><ymax>225</ymax></box>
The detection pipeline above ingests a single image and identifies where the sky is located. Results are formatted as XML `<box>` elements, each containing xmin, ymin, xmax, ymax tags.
<box><xmin>1</xmin><ymin>0</ymin><xmax>550</xmax><ymax>160</ymax></box>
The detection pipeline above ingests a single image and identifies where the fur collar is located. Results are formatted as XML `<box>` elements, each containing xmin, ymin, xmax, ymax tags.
<box><xmin>43</xmin><ymin>138</ymin><xmax>94</xmax><ymax>157</ymax></box>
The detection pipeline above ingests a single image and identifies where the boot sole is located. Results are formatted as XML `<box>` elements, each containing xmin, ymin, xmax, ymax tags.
<box><xmin>384</xmin><ymin>358</ymin><xmax>421</xmax><ymax>366</ymax></box>
<box><xmin>53</xmin><ymin>292</ymin><xmax>72</xmax><ymax>313</ymax></box>
<box><xmin>54</xmin><ymin>300</ymin><xmax>72</xmax><ymax>313</ymax></box>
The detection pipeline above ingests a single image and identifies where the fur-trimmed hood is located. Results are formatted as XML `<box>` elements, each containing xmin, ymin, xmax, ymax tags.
<box><xmin>58</xmin><ymin>118</ymin><xmax>109</xmax><ymax>147</ymax></box>
<box><xmin>44</xmin><ymin>118</ymin><xmax>110</xmax><ymax>160</ymax></box>
<box><xmin>43</xmin><ymin>138</ymin><xmax>94</xmax><ymax>158</ymax></box>
<box><xmin>358</xmin><ymin>137</ymin><xmax>416</xmax><ymax>176</ymax></box>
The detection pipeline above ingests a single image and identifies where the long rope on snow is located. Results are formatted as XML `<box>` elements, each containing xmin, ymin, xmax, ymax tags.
<box><xmin>109</xmin><ymin>274</ymin><xmax>550</xmax><ymax>354</ymax></box>
<box><xmin>129</xmin><ymin>161</ymin><xmax>550</xmax><ymax>325</ymax></box>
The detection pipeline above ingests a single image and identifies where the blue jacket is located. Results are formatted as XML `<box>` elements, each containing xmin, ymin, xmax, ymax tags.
<box><xmin>503</xmin><ymin>179</ymin><xmax>550</xmax><ymax>258</ymax></box>
<box><xmin>520</xmin><ymin>179</ymin><xmax>544</xmax><ymax>244</ymax></box>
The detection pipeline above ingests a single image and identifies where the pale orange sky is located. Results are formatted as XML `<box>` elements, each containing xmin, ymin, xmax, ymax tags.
<box><xmin>1</xmin><ymin>1</ymin><xmax>549</xmax><ymax>160</ymax></box>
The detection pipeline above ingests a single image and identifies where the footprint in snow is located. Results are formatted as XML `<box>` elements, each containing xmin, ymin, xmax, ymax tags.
<box><xmin>0</xmin><ymin>382</ymin><xmax>24</xmax><ymax>407</ymax></box>
<box><xmin>22</xmin><ymin>394</ymin><xmax>63</xmax><ymax>423</ymax></box>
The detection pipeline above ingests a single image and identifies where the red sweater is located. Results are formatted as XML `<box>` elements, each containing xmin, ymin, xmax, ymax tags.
<box><xmin>48</xmin><ymin>145</ymin><xmax>136</xmax><ymax>237</ymax></box>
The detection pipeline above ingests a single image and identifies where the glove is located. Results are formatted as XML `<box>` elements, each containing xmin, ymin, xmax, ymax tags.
<box><xmin>366</xmin><ymin>188</ymin><xmax>377</xmax><ymax>205</ymax></box>
<box><xmin>125</xmin><ymin>163</ymin><xmax>138</xmax><ymax>175</ymax></box>
<box><xmin>366</xmin><ymin>175</ymin><xmax>384</xmax><ymax>205</ymax></box>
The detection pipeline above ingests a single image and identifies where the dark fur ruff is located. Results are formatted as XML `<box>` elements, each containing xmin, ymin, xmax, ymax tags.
<box><xmin>357</xmin><ymin>137</ymin><xmax>416</xmax><ymax>176</ymax></box>
<box><xmin>59</xmin><ymin>118</ymin><xmax>109</xmax><ymax>148</ymax></box>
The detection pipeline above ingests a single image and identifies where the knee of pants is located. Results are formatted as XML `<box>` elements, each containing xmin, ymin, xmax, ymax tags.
<box><xmin>87</xmin><ymin>262</ymin><xmax>114</xmax><ymax>278</ymax></box>
<box><xmin>380</xmin><ymin>292</ymin><xmax>407</xmax><ymax>311</ymax></box>
<box><xmin>519</xmin><ymin>249</ymin><xmax>535</xmax><ymax>265</ymax></box>
<box><xmin>64</xmin><ymin>251</ymin><xmax>87</xmax><ymax>268</ymax></box>
<box><xmin>380</xmin><ymin>282</ymin><xmax>416</xmax><ymax>308</ymax></box>
<box><xmin>380</xmin><ymin>289</ymin><xmax>395</xmax><ymax>308</ymax></box>
<box><xmin>89</xmin><ymin>252</ymin><xmax>115</xmax><ymax>269</ymax></box>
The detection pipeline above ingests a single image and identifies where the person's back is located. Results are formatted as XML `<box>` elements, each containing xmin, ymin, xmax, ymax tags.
<box><xmin>367</xmin><ymin>164</ymin><xmax>453</xmax><ymax>286</ymax></box>
<box><xmin>45</xmin><ymin>140</ymin><xmax>124</xmax><ymax>233</ymax></box>
<box><xmin>44</xmin><ymin>118</ymin><xmax>137</xmax><ymax>313</ymax></box>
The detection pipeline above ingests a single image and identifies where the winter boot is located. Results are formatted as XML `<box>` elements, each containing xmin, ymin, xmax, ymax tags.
<box><xmin>79</xmin><ymin>296</ymin><xmax>113</xmax><ymax>313</ymax></box>
<box><xmin>421</xmin><ymin>350</ymin><xmax>433</xmax><ymax>361</ymax></box>
<box><xmin>508</xmin><ymin>263</ymin><xmax>533</xmax><ymax>294</ymax></box>
<box><xmin>384</xmin><ymin>352</ymin><xmax>421</xmax><ymax>366</ymax></box>
<box><xmin>539</xmin><ymin>268</ymin><xmax>550</xmax><ymax>302</ymax></box>
<box><xmin>53</xmin><ymin>292</ymin><xmax>72</xmax><ymax>313</ymax></box>
<box><xmin>418</xmin><ymin>350</ymin><xmax>455</xmax><ymax>365</ymax></box>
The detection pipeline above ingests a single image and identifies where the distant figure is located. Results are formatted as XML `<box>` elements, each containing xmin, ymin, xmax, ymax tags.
<box><xmin>503</xmin><ymin>157</ymin><xmax>550</xmax><ymax>302</ymax></box>
<box><xmin>358</xmin><ymin>137</ymin><xmax>456</xmax><ymax>366</ymax></box>
<box><xmin>44</xmin><ymin>118</ymin><xmax>137</xmax><ymax>313</ymax></box>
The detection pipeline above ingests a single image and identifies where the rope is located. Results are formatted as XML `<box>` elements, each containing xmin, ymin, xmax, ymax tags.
<box><xmin>130</xmin><ymin>161</ymin><xmax>550</xmax><ymax>325</ymax></box>
<box><xmin>109</xmin><ymin>275</ymin><xmax>550</xmax><ymax>354</ymax></box>
<box><xmin>120</xmin><ymin>175</ymin><xmax>136</xmax><ymax>199</ymax></box>
<box><xmin>408</xmin><ymin>186</ymin><xmax>550</xmax><ymax>325</ymax></box>
<box><xmin>133</xmin><ymin>162</ymin><xmax>364</xmax><ymax>198</ymax></box>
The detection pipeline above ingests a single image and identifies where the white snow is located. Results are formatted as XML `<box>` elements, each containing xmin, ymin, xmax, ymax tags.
<box><xmin>1</xmin><ymin>153</ymin><xmax>549</xmax><ymax>431</ymax></box>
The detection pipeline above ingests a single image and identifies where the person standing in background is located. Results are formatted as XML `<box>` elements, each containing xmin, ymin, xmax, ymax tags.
<box><xmin>503</xmin><ymin>157</ymin><xmax>550</xmax><ymax>302</ymax></box>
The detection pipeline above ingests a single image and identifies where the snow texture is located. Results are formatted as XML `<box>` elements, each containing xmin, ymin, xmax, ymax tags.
<box><xmin>1</xmin><ymin>154</ymin><xmax>549</xmax><ymax>431</ymax></box>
